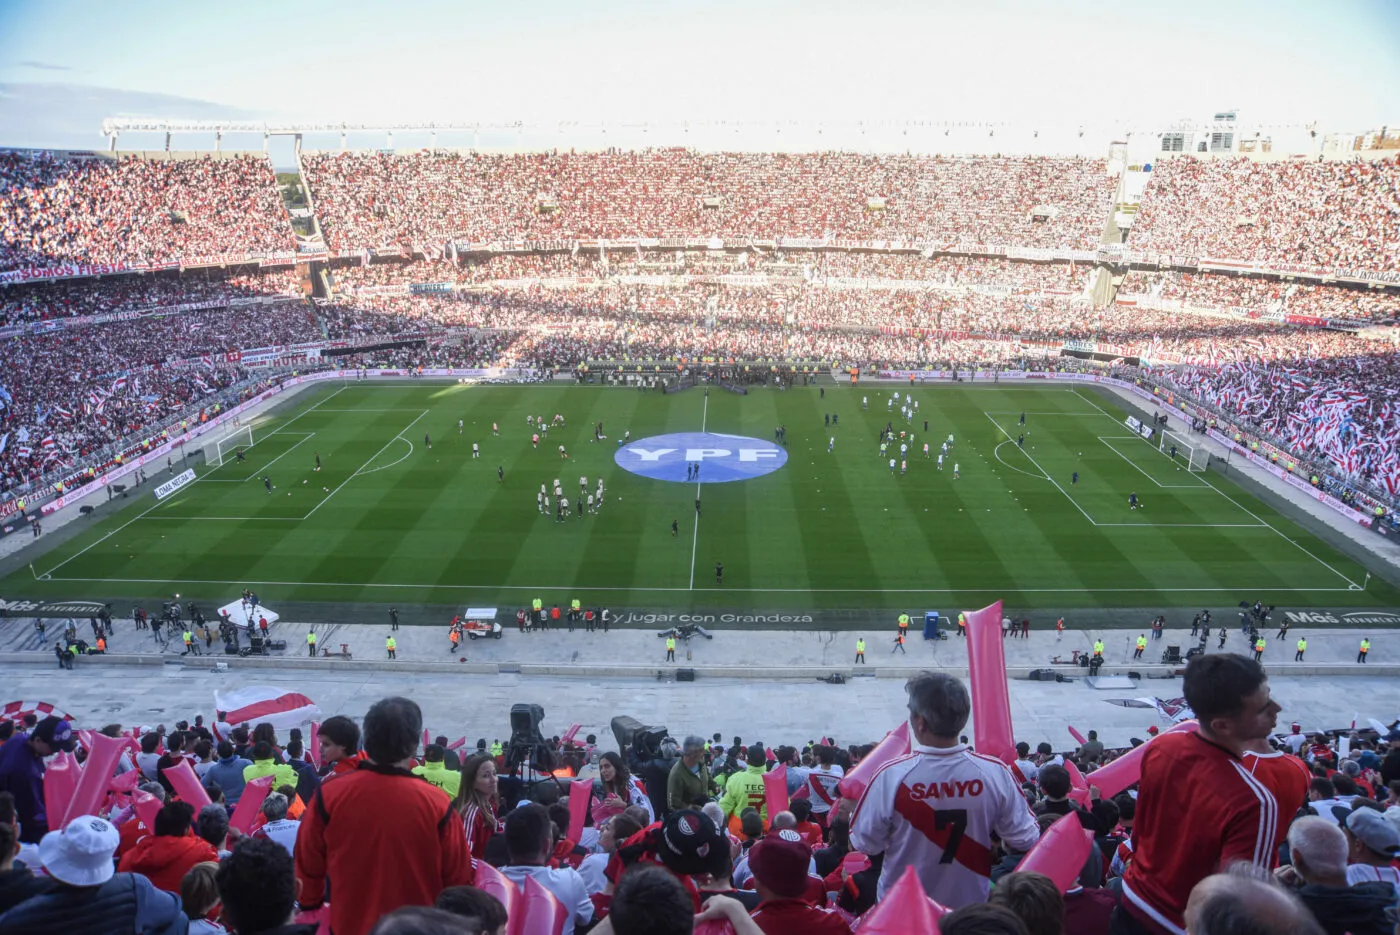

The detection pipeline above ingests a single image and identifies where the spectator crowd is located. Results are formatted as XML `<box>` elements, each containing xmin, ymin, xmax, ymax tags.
<box><xmin>301</xmin><ymin>150</ymin><xmax>1117</xmax><ymax>251</ymax></box>
<box><xmin>1118</xmin><ymin>270</ymin><xmax>1400</xmax><ymax>323</ymax></box>
<box><xmin>0</xmin><ymin>152</ymin><xmax>292</xmax><ymax>272</ymax></box>
<box><xmin>1132</xmin><ymin>156</ymin><xmax>1400</xmax><ymax>273</ymax></box>
<box><xmin>0</xmin><ymin>269</ymin><xmax>302</xmax><ymax>328</ymax></box>
<box><xmin>2</xmin><ymin>654</ymin><xmax>1400</xmax><ymax>934</ymax></box>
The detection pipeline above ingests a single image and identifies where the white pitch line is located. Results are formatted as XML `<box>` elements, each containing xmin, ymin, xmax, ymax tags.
<box><xmin>1198</xmin><ymin>473</ymin><xmax>1363</xmax><ymax>589</ymax></box>
<box><xmin>34</xmin><ymin>573</ymin><xmax>1362</xmax><ymax>595</ymax></box>
<box><xmin>993</xmin><ymin>440</ymin><xmax>1048</xmax><ymax>480</ymax></box>
<box><xmin>302</xmin><ymin>410</ymin><xmax>429</xmax><ymax>520</ymax></box>
<box><xmin>982</xmin><ymin>411</ymin><xmax>1099</xmax><ymax>526</ymax></box>
<box><xmin>244</xmin><ymin>432</ymin><xmax>317</xmax><ymax>481</ymax></box>
<box><xmin>1096</xmin><ymin>436</ymin><xmax>1208</xmax><ymax>490</ymax></box>
<box><xmin>142</xmin><ymin>516</ymin><xmax>302</xmax><ymax>521</ymax></box>
<box><xmin>313</xmin><ymin>409</ymin><xmax>431</xmax><ymax>412</ymax></box>
<box><xmin>275</xmin><ymin>384</ymin><xmax>347</xmax><ymax>432</ymax></box>
<box><xmin>1094</xmin><ymin>522</ymin><xmax>1269</xmax><ymax>528</ymax></box>
<box><xmin>39</xmin><ymin>485</ymin><xmax>190</xmax><ymax>577</ymax></box>
<box><xmin>1073</xmin><ymin>389</ymin><xmax>1363</xmax><ymax>589</ymax></box>
<box><xmin>689</xmin><ymin>392</ymin><xmax>709</xmax><ymax>590</ymax></box>
<box><xmin>356</xmin><ymin>436</ymin><xmax>415</xmax><ymax>475</ymax></box>
<box><xmin>1072</xmin><ymin>389</ymin><xmax>1122</xmax><ymax>420</ymax></box>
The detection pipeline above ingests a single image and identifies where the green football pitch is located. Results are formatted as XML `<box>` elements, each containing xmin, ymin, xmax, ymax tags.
<box><xmin>7</xmin><ymin>380</ymin><xmax>1397</xmax><ymax>618</ymax></box>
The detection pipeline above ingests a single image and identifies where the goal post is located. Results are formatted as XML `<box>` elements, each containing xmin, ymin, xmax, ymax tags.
<box><xmin>203</xmin><ymin>425</ymin><xmax>254</xmax><ymax>468</ymax></box>
<box><xmin>1159</xmin><ymin>430</ymin><xmax>1209</xmax><ymax>472</ymax></box>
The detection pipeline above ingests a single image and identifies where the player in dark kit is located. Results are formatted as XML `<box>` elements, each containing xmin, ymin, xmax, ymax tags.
<box><xmin>672</xmin><ymin>519</ymin><xmax>679</xmax><ymax>537</ymax></box>
<box><xmin>716</xmin><ymin>562</ymin><xmax>723</xmax><ymax>585</ymax></box>
<box><xmin>263</xmin><ymin>476</ymin><xmax>273</xmax><ymax>494</ymax></box>
<box><xmin>1129</xmin><ymin>491</ymin><xmax>1139</xmax><ymax>510</ymax></box>
<box><xmin>425</xmin><ymin>433</ymin><xmax>432</xmax><ymax>449</ymax></box>
<box><xmin>314</xmin><ymin>452</ymin><xmax>322</xmax><ymax>471</ymax></box>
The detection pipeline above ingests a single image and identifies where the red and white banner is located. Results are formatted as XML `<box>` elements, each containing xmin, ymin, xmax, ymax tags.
<box><xmin>2</xmin><ymin>700</ymin><xmax>75</xmax><ymax>724</ymax></box>
<box><xmin>215</xmin><ymin>687</ymin><xmax>321</xmax><ymax>729</ymax></box>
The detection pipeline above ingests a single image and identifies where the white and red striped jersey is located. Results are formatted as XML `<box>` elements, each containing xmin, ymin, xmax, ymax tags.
<box><xmin>806</xmin><ymin>764</ymin><xmax>845</xmax><ymax>815</ymax></box>
<box><xmin>849</xmin><ymin>742</ymin><xmax>1039</xmax><ymax>909</ymax></box>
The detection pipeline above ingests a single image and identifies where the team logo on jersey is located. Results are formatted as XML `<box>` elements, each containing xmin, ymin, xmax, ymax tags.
<box><xmin>614</xmin><ymin>432</ymin><xmax>788</xmax><ymax>483</ymax></box>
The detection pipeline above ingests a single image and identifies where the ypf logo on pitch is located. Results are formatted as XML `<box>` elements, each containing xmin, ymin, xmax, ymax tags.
<box><xmin>614</xmin><ymin>432</ymin><xmax>788</xmax><ymax>483</ymax></box>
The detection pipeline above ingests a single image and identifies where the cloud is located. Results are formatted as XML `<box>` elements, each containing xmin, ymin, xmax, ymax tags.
<box><xmin>18</xmin><ymin>60</ymin><xmax>72</xmax><ymax>72</ymax></box>
<box><xmin>0</xmin><ymin>83</ymin><xmax>259</xmax><ymax>150</ymax></box>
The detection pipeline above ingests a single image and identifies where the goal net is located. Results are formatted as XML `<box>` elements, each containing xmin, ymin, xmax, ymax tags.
<box><xmin>203</xmin><ymin>425</ymin><xmax>254</xmax><ymax>468</ymax></box>
<box><xmin>1159</xmin><ymin>430</ymin><xmax>1209</xmax><ymax>472</ymax></box>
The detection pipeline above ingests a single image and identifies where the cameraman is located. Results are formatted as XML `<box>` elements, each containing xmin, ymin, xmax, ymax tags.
<box><xmin>627</xmin><ymin>729</ymin><xmax>676</xmax><ymax>818</ymax></box>
<box><xmin>667</xmin><ymin>736</ymin><xmax>712</xmax><ymax>813</ymax></box>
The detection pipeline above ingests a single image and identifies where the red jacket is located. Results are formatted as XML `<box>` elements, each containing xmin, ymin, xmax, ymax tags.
<box><xmin>751</xmin><ymin>897</ymin><xmax>851</xmax><ymax>934</ymax></box>
<box><xmin>117</xmin><ymin>831</ymin><xmax>219</xmax><ymax>893</ymax></box>
<box><xmin>115</xmin><ymin>818</ymin><xmax>151</xmax><ymax>859</ymax></box>
<box><xmin>296</xmin><ymin>761</ymin><xmax>475</xmax><ymax>935</ymax></box>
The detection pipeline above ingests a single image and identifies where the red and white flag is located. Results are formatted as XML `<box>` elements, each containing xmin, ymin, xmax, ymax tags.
<box><xmin>215</xmin><ymin>687</ymin><xmax>321</xmax><ymax>730</ymax></box>
<box><xmin>2</xmin><ymin>700</ymin><xmax>75</xmax><ymax>724</ymax></box>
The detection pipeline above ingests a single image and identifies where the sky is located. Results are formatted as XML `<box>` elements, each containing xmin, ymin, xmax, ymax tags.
<box><xmin>1</xmin><ymin>0</ymin><xmax>1397</xmax><ymax>159</ymax></box>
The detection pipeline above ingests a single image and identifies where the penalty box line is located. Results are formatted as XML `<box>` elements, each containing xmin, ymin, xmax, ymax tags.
<box><xmin>1096</xmin><ymin>436</ymin><xmax>1213</xmax><ymax>490</ymax></box>
<box><xmin>90</xmin><ymin>412</ymin><xmax>430</xmax><ymax>528</ymax></box>
<box><xmin>987</xmin><ymin>411</ymin><xmax>1268</xmax><ymax>530</ymax></box>
<box><xmin>200</xmin><ymin>430</ymin><xmax>316</xmax><ymax>483</ymax></box>
<box><xmin>302</xmin><ymin>410</ymin><xmax>429</xmax><ymax>520</ymax></box>
<box><xmin>1073</xmin><ymin>389</ymin><xmax>1363</xmax><ymax>590</ymax></box>
<box><xmin>983</xmin><ymin>411</ymin><xmax>1099</xmax><ymax>526</ymax></box>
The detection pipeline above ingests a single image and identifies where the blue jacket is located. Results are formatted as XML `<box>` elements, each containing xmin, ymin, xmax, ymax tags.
<box><xmin>204</xmin><ymin>754</ymin><xmax>252</xmax><ymax>805</ymax></box>
<box><xmin>0</xmin><ymin>736</ymin><xmax>46</xmax><ymax>843</ymax></box>
<box><xmin>0</xmin><ymin>871</ymin><xmax>188</xmax><ymax>935</ymax></box>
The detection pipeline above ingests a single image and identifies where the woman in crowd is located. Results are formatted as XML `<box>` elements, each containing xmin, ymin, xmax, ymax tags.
<box><xmin>455</xmin><ymin>753</ymin><xmax>502</xmax><ymax>860</ymax></box>
<box><xmin>590</xmin><ymin>751</ymin><xmax>653</xmax><ymax>826</ymax></box>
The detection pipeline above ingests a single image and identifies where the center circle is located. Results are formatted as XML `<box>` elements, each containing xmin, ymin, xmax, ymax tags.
<box><xmin>613</xmin><ymin>432</ymin><xmax>789</xmax><ymax>484</ymax></box>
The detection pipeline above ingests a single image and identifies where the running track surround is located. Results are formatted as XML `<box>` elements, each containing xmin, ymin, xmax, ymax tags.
<box><xmin>614</xmin><ymin>432</ymin><xmax>788</xmax><ymax>483</ymax></box>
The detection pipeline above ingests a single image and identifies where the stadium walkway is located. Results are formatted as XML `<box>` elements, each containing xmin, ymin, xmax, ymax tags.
<box><xmin>0</xmin><ymin>655</ymin><xmax>1392</xmax><ymax>753</ymax></box>
<box><xmin>1</xmin><ymin>614</ymin><xmax>1394</xmax><ymax>680</ymax></box>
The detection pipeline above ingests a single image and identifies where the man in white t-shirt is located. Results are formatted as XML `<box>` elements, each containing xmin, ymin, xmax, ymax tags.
<box><xmin>1281</xmin><ymin>723</ymin><xmax>1308</xmax><ymax>756</ymax></box>
<box><xmin>1307</xmin><ymin>776</ymin><xmax>1348</xmax><ymax>826</ymax></box>
<box><xmin>1013</xmin><ymin>742</ymin><xmax>1040</xmax><ymax>784</ymax></box>
<box><xmin>500</xmin><ymin>803</ymin><xmax>593</xmax><ymax>935</ymax></box>
<box><xmin>851</xmin><ymin>672</ymin><xmax>1039</xmax><ymax>908</ymax></box>
<box><xmin>805</xmin><ymin>746</ymin><xmax>845</xmax><ymax>827</ymax></box>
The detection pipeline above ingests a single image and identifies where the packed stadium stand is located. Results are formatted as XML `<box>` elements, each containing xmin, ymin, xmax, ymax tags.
<box><xmin>1129</xmin><ymin>156</ymin><xmax>1400</xmax><ymax>271</ymax></box>
<box><xmin>0</xmin><ymin>143</ymin><xmax>1397</xmax><ymax>530</ymax></box>
<box><xmin>299</xmin><ymin>151</ymin><xmax>1118</xmax><ymax>250</ymax></box>
<box><xmin>0</xmin><ymin>152</ymin><xmax>293</xmax><ymax>271</ymax></box>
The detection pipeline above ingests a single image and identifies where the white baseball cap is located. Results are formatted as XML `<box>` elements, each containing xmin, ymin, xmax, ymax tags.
<box><xmin>38</xmin><ymin>815</ymin><xmax>120</xmax><ymax>886</ymax></box>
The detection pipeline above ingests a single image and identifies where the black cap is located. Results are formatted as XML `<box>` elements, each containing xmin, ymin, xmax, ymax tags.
<box><xmin>34</xmin><ymin>716</ymin><xmax>75</xmax><ymax>752</ymax></box>
<box><xmin>657</xmin><ymin>809</ymin><xmax>722</xmax><ymax>876</ymax></box>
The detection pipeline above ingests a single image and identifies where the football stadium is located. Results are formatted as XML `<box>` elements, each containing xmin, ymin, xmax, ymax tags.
<box><xmin>1</xmin><ymin>4</ymin><xmax>1400</xmax><ymax>935</ymax></box>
